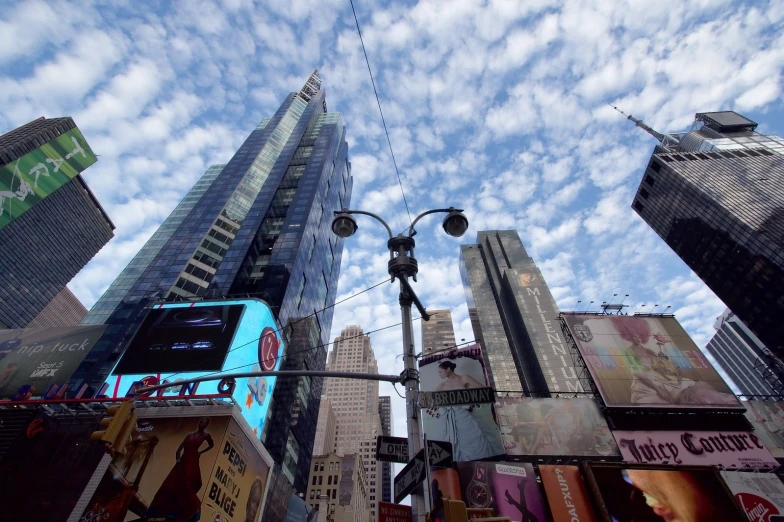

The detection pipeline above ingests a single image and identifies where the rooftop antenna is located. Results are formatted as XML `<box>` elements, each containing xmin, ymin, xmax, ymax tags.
<box><xmin>609</xmin><ymin>104</ymin><xmax>666</xmax><ymax>143</ymax></box>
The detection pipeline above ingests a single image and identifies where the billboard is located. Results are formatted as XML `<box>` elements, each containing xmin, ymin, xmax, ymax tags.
<box><xmin>612</xmin><ymin>430</ymin><xmax>778</xmax><ymax>469</ymax></box>
<box><xmin>80</xmin><ymin>414</ymin><xmax>270</xmax><ymax>522</ymax></box>
<box><xmin>0</xmin><ymin>325</ymin><xmax>107</xmax><ymax>399</ymax></box>
<box><xmin>721</xmin><ymin>471</ymin><xmax>784</xmax><ymax>522</ymax></box>
<box><xmin>105</xmin><ymin>299</ymin><xmax>284</xmax><ymax>438</ymax></box>
<box><xmin>495</xmin><ymin>397</ymin><xmax>619</xmax><ymax>457</ymax></box>
<box><xmin>539</xmin><ymin>465</ymin><xmax>597</xmax><ymax>522</ymax></box>
<box><xmin>338</xmin><ymin>455</ymin><xmax>355</xmax><ymax>506</ymax></box>
<box><xmin>562</xmin><ymin>315</ymin><xmax>742</xmax><ymax>409</ymax></box>
<box><xmin>378</xmin><ymin>502</ymin><xmax>412</xmax><ymax>522</ymax></box>
<box><xmin>419</xmin><ymin>345</ymin><xmax>504</xmax><ymax>461</ymax></box>
<box><xmin>0</xmin><ymin>127</ymin><xmax>97</xmax><ymax>229</ymax></box>
<box><xmin>744</xmin><ymin>401</ymin><xmax>784</xmax><ymax>458</ymax></box>
<box><xmin>584</xmin><ymin>463</ymin><xmax>746</xmax><ymax>522</ymax></box>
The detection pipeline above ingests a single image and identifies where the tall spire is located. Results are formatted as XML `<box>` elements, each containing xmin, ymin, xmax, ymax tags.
<box><xmin>296</xmin><ymin>69</ymin><xmax>322</xmax><ymax>103</ymax></box>
<box><xmin>609</xmin><ymin>104</ymin><xmax>666</xmax><ymax>143</ymax></box>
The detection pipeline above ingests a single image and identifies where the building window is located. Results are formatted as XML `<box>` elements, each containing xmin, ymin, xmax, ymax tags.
<box><xmin>640</xmin><ymin>188</ymin><xmax>649</xmax><ymax>199</ymax></box>
<box><xmin>633</xmin><ymin>201</ymin><xmax>644</xmax><ymax>212</ymax></box>
<box><xmin>644</xmin><ymin>175</ymin><xmax>655</xmax><ymax>186</ymax></box>
<box><xmin>651</xmin><ymin>161</ymin><xmax>661</xmax><ymax>173</ymax></box>
<box><xmin>296</xmin><ymin>274</ymin><xmax>307</xmax><ymax>309</ymax></box>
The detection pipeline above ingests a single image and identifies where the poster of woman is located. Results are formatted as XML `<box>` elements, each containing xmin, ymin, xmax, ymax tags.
<box><xmin>419</xmin><ymin>345</ymin><xmax>504</xmax><ymax>460</ymax></box>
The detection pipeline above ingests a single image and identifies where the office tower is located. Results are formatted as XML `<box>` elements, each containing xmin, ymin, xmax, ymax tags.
<box><xmin>77</xmin><ymin>71</ymin><xmax>352</xmax><ymax>516</ymax></box>
<box><xmin>313</xmin><ymin>396</ymin><xmax>337</xmax><ymax>455</ymax></box>
<box><xmin>25</xmin><ymin>287</ymin><xmax>87</xmax><ymax>328</ymax></box>
<box><xmin>306</xmin><ymin>453</ymin><xmax>370</xmax><ymax>522</ymax></box>
<box><xmin>322</xmin><ymin>325</ymin><xmax>382</xmax><ymax>520</ymax></box>
<box><xmin>378</xmin><ymin>396</ymin><xmax>392</xmax><ymax>504</ymax></box>
<box><xmin>421</xmin><ymin>309</ymin><xmax>457</xmax><ymax>354</ymax></box>
<box><xmin>460</xmin><ymin>230</ymin><xmax>583</xmax><ymax>394</ymax></box>
<box><xmin>705</xmin><ymin>309</ymin><xmax>776</xmax><ymax>396</ymax></box>
<box><xmin>629</xmin><ymin>110</ymin><xmax>784</xmax><ymax>360</ymax></box>
<box><xmin>0</xmin><ymin>116</ymin><xmax>113</xmax><ymax>329</ymax></box>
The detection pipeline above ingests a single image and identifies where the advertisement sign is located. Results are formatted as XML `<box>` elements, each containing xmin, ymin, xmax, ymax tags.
<box><xmin>744</xmin><ymin>401</ymin><xmax>784</xmax><ymax>458</ymax></box>
<box><xmin>612</xmin><ymin>430</ymin><xmax>778</xmax><ymax>469</ymax></box>
<box><xmin>539</xmin><ymin>465</ymin><xmax>597</xmax><ymax>522</ymax></box>
<box><xmin>496</xmin><ymin>397</ymin><xmax>619</xmax><ymax>457</ymax></box>
<box><xmin>721</xmin><ymin>471</ymin><xmax>784</xmax><ymax>522</ymax></box>
<box><xmin>105</xmin><ymin>299</ymin><xmax>284</xmax><ymax>438</ymax></box>
<box><xmin>419</xmin><ymin>345</ymin><xmax>504</xmax><ymax>461</ymax></box>
<box><xmin>0</xmin><ymin>127</ymin><xmax>97</xmax><ymax>229</ymax></box>
<box><xmin>378</xmin><ymin>502</ymin><xmax>412</xmax><ymax>522</ymax></box>
<box><xmin>584</xmin><ymin>463</ymin><xmax>746</xmax><ymax>522</ymax></box>
<box><xmin>562</xmin><ymin>315</ymin><xmax>742</xmax><ymax>409</ymax></box>
<box><xmin>339</xmin><ymin>455</ymin><xmax>355</xmax><ymax>506</ymax></box>
<box><xmin>0</xmin><ymin>325</ymin><xmax>107</xmax><ymax>399</ymax></box>
<box><xmin>79</xmin><ymin>414</ymin><xmax>270</xmax><ymax>522</ymax></box>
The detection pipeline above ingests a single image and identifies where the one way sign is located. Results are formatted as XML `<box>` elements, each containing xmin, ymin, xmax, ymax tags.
<box><xmin>394</xmin><ymin>449</ymin><xmax>426</xmax><ymax>504</ymax></box>
<box><xmin>427</xmin><ymin>439</ymin><xmax>453</xmax><ymax>468</ymax></box>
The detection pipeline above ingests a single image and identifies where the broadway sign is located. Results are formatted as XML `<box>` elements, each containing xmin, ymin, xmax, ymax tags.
<box><xmin>612</xmin><ymin>429</ymin><xmax>779</xmax><ymax>469</ymax></box>
<box><xmin>419</xmin><ymin>386</ymin><xmax>495</xmax><ymax>409</ymax></box>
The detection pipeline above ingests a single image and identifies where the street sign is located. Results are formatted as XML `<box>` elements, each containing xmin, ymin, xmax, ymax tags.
<box><xmin>427</xmin><ymin>439</ymin><xmax>453</xmax><ymax>468</ymax></box>
<box><xmin>419</xmin><ymin>386</ymin><xmax>495</xmax><ymax>408</ymax></box>
<box><xmin>378</xmin><ymin>502</ymin><xmax>412</xmax><ymax>522</ymax></box>
<box><xmin>394</xmin><ymin>449</ymin><xmax>426</xmax><ymax>504</ymax></box>
<box><xmin>376</xmin><ymin>435</ymin><xmax>409</xmax><ymax>463</ymax></box>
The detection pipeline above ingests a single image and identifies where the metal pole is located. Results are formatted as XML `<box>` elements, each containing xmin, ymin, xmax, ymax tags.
<box><xmin>400</xmin><ymin>277</ymin><xmax>428</xmax><ymax>522</ymax></box>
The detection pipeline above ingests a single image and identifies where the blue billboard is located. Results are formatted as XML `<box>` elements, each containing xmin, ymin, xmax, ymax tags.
<box><xmin>103</xmin><ymin>299</ymin><xmax>284</xmax><ymax>438</ymax></box>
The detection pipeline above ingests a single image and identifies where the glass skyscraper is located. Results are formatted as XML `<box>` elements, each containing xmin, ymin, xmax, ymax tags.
<box><xmin>378</xmin><ymin>395</ymin><xmax>392</xmax><ymax>504</ymax></box>
<box><xmin>631</xmin><ymin>111</ymin><xmax>783</xmax><ymax>362</ymax></box>
<box><xmin>77</xmin><ymin>71</ymin><xmax>352</xmax><ymax>519</ymax></box>
<box><xmin>460</xmin><ymin>230</ymin><xmax>583</xmax><ymax>395</ymax></box>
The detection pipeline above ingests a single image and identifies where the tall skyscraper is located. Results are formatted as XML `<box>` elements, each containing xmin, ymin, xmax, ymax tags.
<box><xmin>705</xmin><ymin>308</ymin><xmax>776</xmax><ymax>396</ymax></box>
<box><xmin>421</xmin><ymin>309</ymin><xmax>457</xmax><ymax>354</ymax></box>
<box><xmin>0</xmin><ymin>116</ymin><xmax>113</xmax><ymax>329</ymax></box>
<box><xmin>460</xmin><ymin>230</ymin><xmax>583</xmax><ymax>394</ymax></box>
<box><xmin>629</xmin><ymin>110</ymin><xmax>783</xmax><ymax>360</ymax></box>
<box><xmin>77</xmin><ymin>71</ymin><xmax>352</xmax><ymax>518</ymax></box>
<box><xmin>320</xmin><ymin>325</ymin><xmax>383</xmax><ymax>520</ymax></box>
<box><xmin>313</xmin><ymin>396</ymin><xmax>337</xmax><ymax>455</ymax></box>
<box><xmin>25</xmin><ymin>287</ymin><xmax>87</xmax><ymax>328</ymax></box>
<box><xmin>378</xmin><ymin>395</ymin><xmax>392</xmax><ymax>504</ymax></box>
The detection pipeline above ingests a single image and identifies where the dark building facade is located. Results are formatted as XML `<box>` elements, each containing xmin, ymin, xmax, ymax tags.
<box><xmin>77</xmin><ymin>71</ymin><xmax>352</xmax><ymax>517</ymax></box>
<box><xmin>378</xmin><ymin>395</ymin><xmax>392</xmax><ymax>504</ymax></box>
<box><xmin>0</xmin><ymin>117</ymin><xmax>113</xmax><ymax>329</ymax></box>
<box><xmin>460</xmin><ymin>230</ymin><xmax>583</xmax><ymax>395</ymax></box>
<box><xmin>631</xmin><ymin>111</ymin><xmax>784</xmax><ymax>361</ymax></box>
<box><xmin>421</xmin><ymin>309</ymin><xmax>457</xmax><ymax>354</ymax></box>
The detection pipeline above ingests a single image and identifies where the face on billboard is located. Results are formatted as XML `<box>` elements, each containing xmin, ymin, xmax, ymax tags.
<box><xmin>105</xmin><ymin>299</ymin><xmax>284</xmax><ymax>439</ymax></box>
<box><xmin>563</xmin><ymin>315</ymin><xmax>742</xmax><ymax>410</ymax></box>
<box><xmin>495</xmin><ymin>398</ymin><xmax>619</xmax><ymax>457</ymax></box>
<box><xmin>585</xmin><ymin>464</ymin><xmax>744</xmax><ymax>522</ymax></box>
<box><xmin>419</xmin><ymin>345</ymin><xmax>504</xmax><ymax>461</ymax></box>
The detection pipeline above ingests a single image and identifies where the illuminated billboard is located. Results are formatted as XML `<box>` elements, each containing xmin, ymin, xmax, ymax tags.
<box><xmin>539</xmin><ymin>465</ymin><xmax>597</xmax><ymax>522</ymax></box>
<box><xmin>562</xmin><ymin>314</ymin><xmax>742</xmax><ymax>410</ymax></box>
<box><xmin>0</xmin><ymin>127</ymin><xmax>97</xmax><ymax>229</ymax></box>
<box><xmin>451</xmin><ymin>462</ymin><xmax>547</xmax><ymax>520</ymax></box>
<box><xmin>0</xmin><ymin>325</ymin><xmax>106</xmax><ymax>399</ymax></box>
<box><xmin>720</xmin><ymin>471</ymin><xmax>784</xmax><ymax>522</ymax></box>
<box><xmin>495</xmin><ymin>397</ymin><xmax>619</xmax><ymax>457</ymax></box>
<box><xmin>105</xmin><ymin>299</ymin><xmax>284</xmax><ymax>438</ymax></box>
<box><xmin>743</xmin><ymin>401</ymin><xmax>784</xmax><ymax>458</ymax></box>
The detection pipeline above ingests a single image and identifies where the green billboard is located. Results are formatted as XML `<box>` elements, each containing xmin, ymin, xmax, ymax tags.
<box><xmin>0</xmin><ymin>127</ymin><xmax>97</xmax><ymax>229</ymax></box>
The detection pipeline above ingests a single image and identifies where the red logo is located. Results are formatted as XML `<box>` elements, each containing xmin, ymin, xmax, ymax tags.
<box><xmin>259</xmin><ymin>327</ymin><xmax>280</xmax><ymax>371</ymax></box>
<box><xmin>737</xmin><ymin>493</ymin><xmax>780</xmax><ymax>522</ymax></box>
<box><xmin>26</xmin><ymin>418</ymin><xmax>44</xmax><ymax>439</ymax></box>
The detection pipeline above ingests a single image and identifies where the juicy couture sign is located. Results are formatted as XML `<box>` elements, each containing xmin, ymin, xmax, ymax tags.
<box><xmin>613</xmin><ymin>430</ymin><xmax>778</xmax><ymax>469</ymax></box>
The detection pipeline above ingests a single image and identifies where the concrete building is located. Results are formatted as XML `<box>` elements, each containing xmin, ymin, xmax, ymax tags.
<box><xmin>377</xmin><ymin>396</ymin><xmax>392</xmax><ymax>504</ymax></box>
<box><xmin>25</xmin><ymin>287</ymin><xmax>87</xmax><ymax>329</ymax></box>
<box><xmin>313</xmin><ymin>396</ymin><xmax>338</xmax><ymax>455</ymax></box>
<box><xmin>306</xmin><ymin>453</ymin><xmax>370</xmax><ymax>522</ymax></box>
<box><xmin>421</xmin><ymin>309</ymin><xmax>457</xmax><ymax>354</ymax></box>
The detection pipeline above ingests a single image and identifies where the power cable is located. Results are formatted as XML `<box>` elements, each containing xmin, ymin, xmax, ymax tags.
<box><xmin>349</xmin><ymin>0</ymin><xmax>412</xmax><ymax>227</ymax></box>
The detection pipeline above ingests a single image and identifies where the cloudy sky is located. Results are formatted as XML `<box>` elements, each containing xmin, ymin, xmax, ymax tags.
<box><xmin>2</xmin><ymin>0</ymin><xmax>783</xmax><ymax>437</ymax></box>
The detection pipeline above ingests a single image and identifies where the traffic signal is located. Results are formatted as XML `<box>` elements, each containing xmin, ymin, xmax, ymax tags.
<box><xmin>91</xmin><ymin>401</ymin><xmax>137</xmax><ymax>455</ymax></box>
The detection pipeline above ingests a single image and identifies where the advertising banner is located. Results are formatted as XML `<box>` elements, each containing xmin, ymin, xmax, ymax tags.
<box><xmin>584</xmin><ymin>464</ymin><xmax>746</xmax><ymax>522</ymax></box>
<box><xmin>419</xmin><ymin>345</ymin><xmax>504</xmax><ymax>461</ymax></box>
<box><xmin>721</xmin><ymin>471</ymin><xmax>784</xmax><ymax>522</ymax></box>
<box><xmin>339</xmin><ymin>455</ymin><xmax>355</xmax><ymax>506</ymax></box>
<box><xmin>562</xmin><ymin>314</ymin><xmax>742</xmax><ymax>410</ymax></box>
<box><xmin>612</xmin><ymin>430</ymin><xmax>778</xmax><ymax>469</ymax></box>
<box><xmin>0</xmin><ymin>127</ymin><xmax>97</xmax><ymax>229</ymax></box>
<box><xmin>539</xmin><ymin>465</ymin><xmax>597</xmax><ymax>522</ymax></box>
<box><xmin>495</xmin><ymin>397</ymin><xmax>619</xmax><ymax>457</ymax></box>
<box><xmin>105</xmin><ymin>299</ymin><xmax>284</xmax><ymax>438</ymax></box>
<box><xmin>744</xmin><ymin>401</ymin><xmax>784</xmax><ymax>458</ymax></box>
<box><xmin>0</xmin><ymin>325</ymin><xmax>107</xmax><ymax>399</ymax></box>
<box><xmin>79</xmin><ymin>414</ymin><xmax>270</xmax><ymax>522</ymax></box>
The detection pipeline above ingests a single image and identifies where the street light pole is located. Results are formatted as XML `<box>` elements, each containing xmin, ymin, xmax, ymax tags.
<box><xmin>332</xmin><ymin>207</ymin><xmax>469</xmax><ymax>522</ymax></box>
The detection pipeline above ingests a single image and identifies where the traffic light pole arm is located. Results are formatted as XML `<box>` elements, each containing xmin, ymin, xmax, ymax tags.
<box><xmin>135</xmin><ymin>370</ymin><xmax>405</xmax><ymax>395</ymax></box>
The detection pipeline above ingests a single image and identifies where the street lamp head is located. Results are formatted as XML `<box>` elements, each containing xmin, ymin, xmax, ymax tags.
<box><xmin>442</xmin><ymin>209</ymin><xmax>469</xmax><ymax>237</ymax></box>
<box><xmin>331</xmin><ymin>210</ymin><xmax>358</xmax><ymax>238</ymax></box>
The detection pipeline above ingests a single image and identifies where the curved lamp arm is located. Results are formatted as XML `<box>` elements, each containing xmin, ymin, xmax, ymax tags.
<box><xmin>408</xmin><ymin>207</ymin><xmax>462</xmax><ymax>237</ymax></box>
<box><xmin>342</xmin><ymin>209</ymin><xmax>394</xmax><ymax>239</ymax></box>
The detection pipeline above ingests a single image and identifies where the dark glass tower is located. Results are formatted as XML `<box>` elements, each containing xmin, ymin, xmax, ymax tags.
<box><xmin>0</xmin><ymin>117</ymin><xmax>113</xmax><ymax>329</ymax></box>
<box><xmin>378</xmin><ymin>395</ymin><xmax>392</xmax><ymax>504</ymax></box>
<box><xmin>630</xmin><ymin>111</ymin><xmax>784</xmax><ymax>361</ymax></box>
<box><xmin>78</xmin><ymin>71</ymin><xmax>352</xmax><ymax>516</ymax></box>
<box><xmin>460</xmin><ymin>230</ymin><xmax>583</xmax><ymax>395</ymax></box>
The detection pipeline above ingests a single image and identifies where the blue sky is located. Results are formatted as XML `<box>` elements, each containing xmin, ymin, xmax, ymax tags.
<box><xmin>1</xmin><ymin>0</ymin><xmax>783</xmax><ymax>437</ymax></box>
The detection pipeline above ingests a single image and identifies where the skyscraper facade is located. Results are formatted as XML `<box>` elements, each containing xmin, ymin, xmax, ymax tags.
<box><xmin>378</xmin><ymin>395</ymin><xmax>392</xmax><ymax>504</ymax></box>
<box><xmin>0</xmin><ymin>116</ymin><xmax>113</xmax><ymax>329</ymax></box>
<box><xmin>421</xmin><ymin>309</ymin><xmax>457</xmax><ymax>354</ymax></box>
<box><xmin>631</xmin><ymin>111</ymin><xmax>783</xmax><ymax>360</ymax></box>
<box><xmin>77</xmin><ymin>71</ymin><xmax>352</xmax><ymax>516</ymax></box>
<box><xmin>705</xmin><ymin>308</ymin><xmax>776</xmax><ymax>396</ymax></box>
<box><xmin>313</xmin><ymin>396</ymin><xmax>337</xmax><ymax>455</ymax></box>
<box><xmin>320</xmin><ymin>325</ymin><xmax>383</xmax><ymax>520</ymax></box>
<box><xmin>460</xmin><ymin>230</ymin><xmax>583</xmax><ymax>394</ymax></box>
<box><xmin>25</xmin><ymin>287</ymin><xmax>87</xmax><ymax>329</ymax></box>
